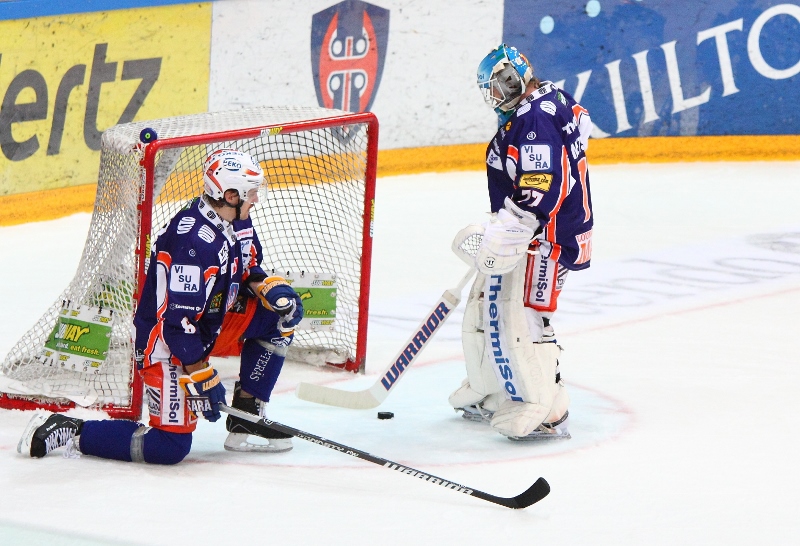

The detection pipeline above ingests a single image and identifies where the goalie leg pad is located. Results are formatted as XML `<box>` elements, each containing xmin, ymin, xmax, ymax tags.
<box><xmin>449</xmin><ymin>273</ymin><xmax>503</xmax><ymax>411</ymax></box>
<box><xmin>523</xmin><ymin>307</ymin><xmax>545</xmax><ymax>344</ymax></box>
<box><xmin>483</xmin><ymin>267</ymin><xmax>566</xmax><ymax>437</ymax></box>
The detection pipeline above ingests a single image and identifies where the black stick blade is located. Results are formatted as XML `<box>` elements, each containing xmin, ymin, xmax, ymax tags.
<box><xmin>511</xmin><ymin>477</ymin><xmax>551</xmax><ymax>509</ymax></box>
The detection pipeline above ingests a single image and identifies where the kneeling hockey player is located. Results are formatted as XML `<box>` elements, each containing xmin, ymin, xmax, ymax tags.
<box><xmin>449</xmin><ymin>44</ymin><xmax>594</xmax><ymax>440</ymax></box>
<box><xmin>19</xmin><ymin>149</ymin><xmax>304</xmax><ymax>463</ymax></box>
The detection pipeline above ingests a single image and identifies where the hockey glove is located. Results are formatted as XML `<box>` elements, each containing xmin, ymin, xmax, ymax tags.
<box><xmin>179</xmin><ymin>364</ymin><xmax>226</xmax><ymax>422</ymax></box>
<box><xmin>253</xmin><ymin>276</ymin><xmax>305</xmax><ymax>335</ymax></box>
<box><xmin>475</xmin><ymin>208</ymin><xmax>535</xmax><ymax>275</ymax></box>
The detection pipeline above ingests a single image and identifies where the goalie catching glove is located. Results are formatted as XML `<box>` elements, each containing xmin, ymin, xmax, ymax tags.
<box><xmin>475</xmin><ymin>208</ymin><xmax>535</xmax><ymax>275</ymax></box>
<box><xmin>252</xmin><ymin>276</ymin><xmax>304</xmax><ymax>335</ymax></box>
<box><xmin>179</xmin><ymin>363</ymin><xmax>226</xmax><ymax>422</ymax></box>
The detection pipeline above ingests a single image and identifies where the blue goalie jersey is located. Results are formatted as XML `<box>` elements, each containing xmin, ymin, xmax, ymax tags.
<box><xmin>486</xmin><ymin>81</ymin><xmax>594</xmax><ymax>270</ymax></box>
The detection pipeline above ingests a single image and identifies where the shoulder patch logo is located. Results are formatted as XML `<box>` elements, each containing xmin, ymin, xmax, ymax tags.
<box><xmin>540</xmin><ymin>101</ymin><xmax>557</xmax><ymax>115</ymax></box>
<box><xmin>487</xmin><ymin>149</ymin><xmax>503</xmax><ymax>171</ymax></box>
<box><xmin>208</xmin><ymin>292</ymin><xmax>223</xmax><ymax>314</ymax></box>
<box><xmin>198</xmin><ymin>225</ymin><xmax>216</xmax><ymax>244</ymax></box>
<box><xmin>177</xmin><ymin>217</ymin><xmax>195</xmax><ymax>235</ymax></box>
<box><xmin>519</xmin><ymin>173</ymin><xmax>553</xmax><ymax>191</ymax></box>
<box><xmin>520</xmin><ymin>144</ymin><xmax>552</xmax><ymax>171</ymax></box>
<box><xmin>169</xmin><ymin>264</ymin><xmax>201</xmax><ymax>293</ymax></box>
<box><xmin>505</xmin><ymin>121</ymin><xmax>512</xmax><ymax>131</ymax></box>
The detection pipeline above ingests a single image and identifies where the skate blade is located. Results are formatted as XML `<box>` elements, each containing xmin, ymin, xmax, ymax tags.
<box><xmin>223</xmin><ymin>443</ymin><xmax>293</xmax><ymax>453</ymax></box>
<box><xmin>458</xmin><ymin>409</ymin><xmax>493</xmax><ymax>423</ymax></box>
<box><xmin>224</xmin><ymin>435</ymin><xmax>293</xmax><ymax>453</ymax></box>
<box><xmin>507</xmin><ymin>431</ymin><xmax>571</xmax><ymax>442</ymax></box>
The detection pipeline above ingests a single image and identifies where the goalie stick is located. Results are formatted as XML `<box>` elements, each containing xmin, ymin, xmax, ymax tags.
<box><xmin>219</xmin><ymin>404</ymin><xmax>550</xmax><ymax>509</ymax></box>
<box><xmin>295</xmin><ymin>267</ymin><xmax>476</xmax><ymax>409</ymax></box>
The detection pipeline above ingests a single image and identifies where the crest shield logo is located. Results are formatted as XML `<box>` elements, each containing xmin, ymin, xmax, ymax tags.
<box><xmin>311</xmin><ymin>0</ymin><xmax>390</xmax><ymax>113</ymax></box>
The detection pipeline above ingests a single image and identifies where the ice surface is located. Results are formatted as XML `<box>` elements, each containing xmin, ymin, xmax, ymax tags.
<box><xmin>1</xmin><ymin>162</ymin><xmax>799</xmax><ymax>544</ymax></box>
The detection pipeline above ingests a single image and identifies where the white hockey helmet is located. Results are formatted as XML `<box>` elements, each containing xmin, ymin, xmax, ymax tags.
<box><xmin>202</xmin><ymin>149</ymin><xmax>265</xmax><ymax>202</ymax></box>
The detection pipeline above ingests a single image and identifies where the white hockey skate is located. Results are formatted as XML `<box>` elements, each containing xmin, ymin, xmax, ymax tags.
<box><xmin>506</xmin><ymin>411</ymin><xmax>571</xmax><ymax>441</ymax></box>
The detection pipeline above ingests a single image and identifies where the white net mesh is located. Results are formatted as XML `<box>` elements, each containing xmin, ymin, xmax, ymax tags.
<box><xmin>0</xmin><ymin>107</ymin><xmax>374</xmax><ymax>417</ymax></box>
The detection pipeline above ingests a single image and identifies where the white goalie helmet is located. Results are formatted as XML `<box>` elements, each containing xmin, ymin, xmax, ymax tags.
<box><xmin>202</xmin><ymin>148</ymin><xmax>265</xmax><ymax>202</ymax></box>
<box><xmin>477</xmin><ymin>44</ymin><xmax>534</xmax><ymax>114</ymax></box>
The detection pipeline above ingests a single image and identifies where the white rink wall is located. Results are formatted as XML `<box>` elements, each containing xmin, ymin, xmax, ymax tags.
<box><xmin>209</xmin><ymin>0</ymin><xmax>503</xmax><ymax>150</ymax></box>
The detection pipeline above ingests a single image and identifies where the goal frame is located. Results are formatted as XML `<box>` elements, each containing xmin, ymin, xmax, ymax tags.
<box><xmin>0</xmin><ymin>111</ymin><xmax>379</xmax><ymax>420</ymax></box>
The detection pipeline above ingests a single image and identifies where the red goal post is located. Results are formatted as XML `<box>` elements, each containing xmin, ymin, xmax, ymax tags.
<box><xmin>0</xmin><ymin>107</ymin><xmax>379</xmax><ymax>420</ymax></box>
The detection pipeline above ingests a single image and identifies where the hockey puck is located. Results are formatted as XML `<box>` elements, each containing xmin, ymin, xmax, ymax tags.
<box><xmin>377</xmin><ymin>411</ymin><xmax>394</xmax><ymax>420</ymax></box>
<box><xmin>139</xmin><ymin>128</ymin><xmax>158</xmax><ymax>143</ymax></box>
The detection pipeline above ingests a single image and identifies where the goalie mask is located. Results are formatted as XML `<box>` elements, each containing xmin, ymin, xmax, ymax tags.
<box><xmin>477</xmin><ymin>44</ymin><xmax>533</xmax><ymax>114</ymax></box>
<box><xmin>203</xmin><ymin>149</ymin><xmax>265</xmax><ymax>203</ymax></box>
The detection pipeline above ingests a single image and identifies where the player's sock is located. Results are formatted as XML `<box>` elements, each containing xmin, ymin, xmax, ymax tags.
<box><xmin>18</xmin><ymin>411</ymin><xmax>84</xmax><ymax>458</ymax></box>
<box><xmin>78</xmin><ymin>419</ymin><xmax>143</xmax><ymax>461</ymax></box>
<box><xmin>80</xmin><ymin>420</ymin><xmax>192</xmax><ymax>464</ymax></box>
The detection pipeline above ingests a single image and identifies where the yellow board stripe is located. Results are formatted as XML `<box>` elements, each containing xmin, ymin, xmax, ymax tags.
<box><xmin>376</xmin><ymin>134</ymin><xmax>800</xmax><ymax>176</ymax></box>
<box><xmin>0</xmin><ymin>184</ymin><xmax>96</xmax><ymax>226</ymax></box>
<box><xmin>587</xmin><ymin>134</ymin><xmax>800</xmax><ymax>164</ymax></box>
<box><xmin>2</xmin><ymin>134</ymin><xmax>799</xmax><ymax>226</ymax></box>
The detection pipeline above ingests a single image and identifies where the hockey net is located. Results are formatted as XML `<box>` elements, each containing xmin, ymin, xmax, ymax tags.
<box><xmin>0</xmin><ymin>107</ymin><xmax>378</xmax><ymax>420</ymax></box>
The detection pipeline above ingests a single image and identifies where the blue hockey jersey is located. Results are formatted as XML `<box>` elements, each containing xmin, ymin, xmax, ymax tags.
<box><xmin>133</xmin><ymin>196</ymin><xmax>266</xmax><ymax>367</ymax></box>
<box><xmin>486</xmin><ymin>81</ymin><xmax>594</xmax><ymax>270</ymax></box>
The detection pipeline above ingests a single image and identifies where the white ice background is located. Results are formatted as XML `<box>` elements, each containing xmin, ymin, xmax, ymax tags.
<box><xmin>1</xmin><ymin>162</ymin><xmax>799</xmax><ymax>544</ymax></box>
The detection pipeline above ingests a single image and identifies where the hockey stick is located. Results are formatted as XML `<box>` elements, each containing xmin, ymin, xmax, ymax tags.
<box><xmin>219</xmin><ymin>403</ymin><xmax>549</xmax><ymax>509</ymax></box>
<box><xmin>295</xmin><ymin>267</ymin><xmax>476</xmax><ymax>409</ymax></box>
